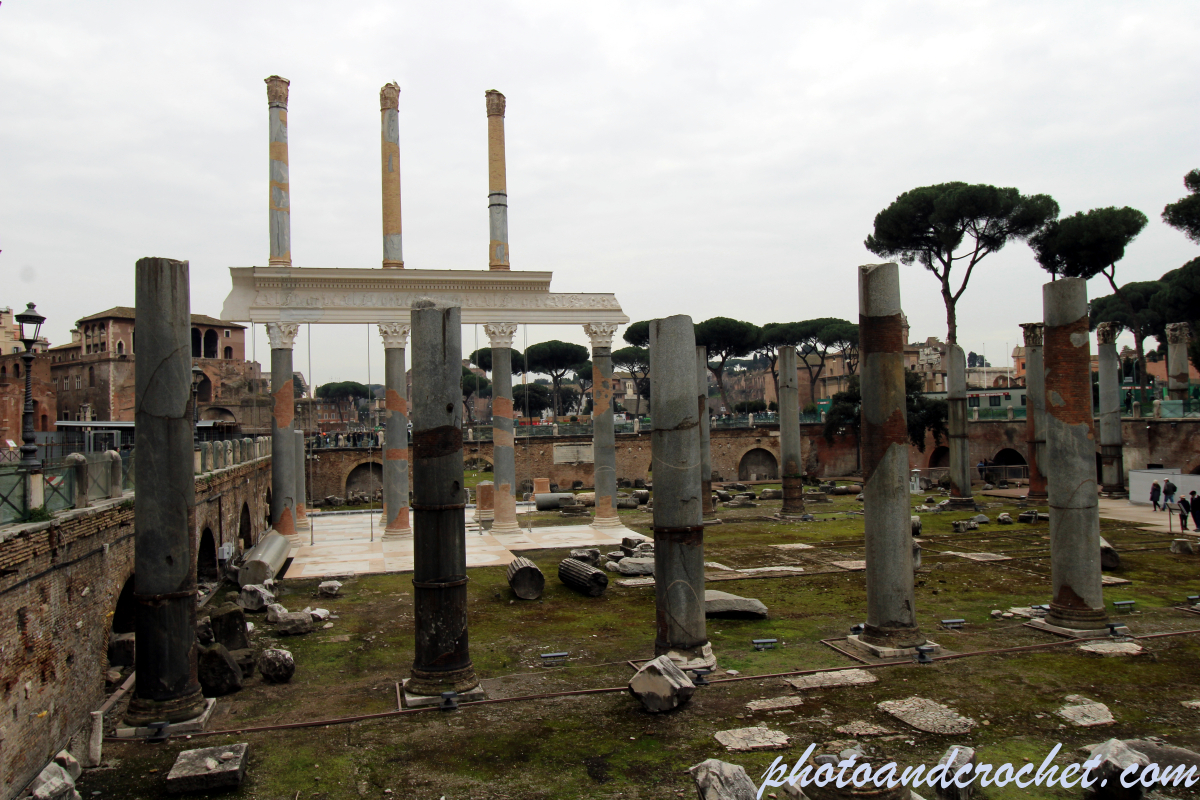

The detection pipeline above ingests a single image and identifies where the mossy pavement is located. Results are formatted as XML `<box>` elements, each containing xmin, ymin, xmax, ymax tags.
<box><xmin>83</xmin><ymin>486</ymin><xmax>1200</xmax><ymax>799</ymax></box>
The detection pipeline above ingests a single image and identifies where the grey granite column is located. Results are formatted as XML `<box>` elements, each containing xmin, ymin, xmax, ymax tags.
<box><xmin>1043</xmin><ymin>278</ymin><xmax>1108</xmax><ymax>633</ymax></box>
<box><xmin>265</xmin><ymin>76</ymin><xmax>291</xmax><ymax>267</ymax></box>
<box><xmin>857</xmin><ymin>263</ymin><xmax>925</xmax><ymax>651</ymax></box>
<box><xmin>267</xmin><ymin>322</ymin><xmax>298</xmax><ymax>541</ymax></box>
<box><xmin>586</xmin><ymin>322</ymin><xmax>622</xmax><ymax>530</ymax></box>
<box><xmin>1021</xmin><ymin>323</ymin><xmax>1048</xmax><ymax>500</ymax></box>
<box><xmin>1167</xmin><ymin>322</ymin><xmax>1193</xmax><ymax>402</ymax></box>
<box><xmin>126</xmin><ymin>256</ymin><xmax>206</xmax><ymax>725</ymax></box>
<box><xmin>778</xmin><ymin>345</ymin><xmax>805</xmax><ymax>515</ymax></box>
<box><xmin>294</xmin><ymin>429</ymin><xmax>307</xmax><ymax>526</ymax></box>
<box><xmin>1096</xmin><ymin>322</ymin><xmax>1125</xmax><ymax>496</ymax></box>
<box><xmin>380</xmin><ymin>83</ymin><xmax>405</xmax><ymax>268</ymax></box>
<box><xmin>946</xmin><ymin>344</ymin><xmax>973</xmax><ymax>506</ymax></box>
<box><xmin>485</xmin><ymin>90</ymin><xmax>510</xmax><ymax>270</ymax></box>
<box><xmin>380</xmin><ymin>323</ymin><xmax>412</xmax><ymax>537</ymax></box>
<box><xmin>649</xmin><ymin>315</ymin><xmax>714</xmax><ymax>670</ymax></box>
<box><xmin>484</xmin><ymin>322</ymin><xmax>520</xmax><ymax>536</ymax></box>
<box><xmin>697</xmin><ymin>346</ymin><xmax>715</xmax><ymax>518</ymax></box>
<box><xmin>408</xmin><ymin>300</ymin><xmax>479</xmax><ymax>696</ymax></box>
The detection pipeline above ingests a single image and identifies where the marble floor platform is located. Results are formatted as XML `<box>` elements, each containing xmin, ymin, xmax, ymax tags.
<box><xmin>283</xmin><ymin>513</ymin><xmax>631</xmax><ymax>580</ymax></box>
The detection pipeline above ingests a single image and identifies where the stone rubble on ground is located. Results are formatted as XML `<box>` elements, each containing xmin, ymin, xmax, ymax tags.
<box><xmin>770</xmin><ymin>543</ymin><xmax>815</xmax><ymax>551</ymax></box>
<box><xmin>258</xmin><ymin>648</ymin><xmax>296</xmax><ymax>683</ymax></box>
<box><xmin>239</xmin><ymin>584</ymin><xmax>275</xmax><ymax>612</ymax></box>
<box><xmin>714</xmin><ymin>726</ymin><xmax>790</xmax><ymax>752</ymax></box>
<box><xmin>705</xmin><ymin>590</ymin><xmax>768</xmax><ymax>618</ymax></box>
<box><xmin>785</xmin><ymin>668</ymin><xmax>878</xmax><ymax>691</ymax></box>
<box><xmin>615</xmin><ymin>557</ymin><xmax>655</xmax><ymax>576</ymax></box>
<box><xmin>1079</xmin><ymin>641</ymin><xmax>1143</xmax><ymax>657</ymax></box>
<box><xmin>628</xmin><ymin>655</ymin><xmax>695</xmax><ymax>713</ymax></box>
<box><xmin>569</xmin><ymin>548</ymin><xmax>602</xmax><ymax>567</ymax></box>
<box><xmin>265</xmin><ymin>603</ymin><xmax>288</xmax><ymax>623</ymax></box>
<box><xmin>934</xmin><ymin>745</ymin><xmax>976</xmax><ymax>800</ymax></box>
<box><xmin>834</xmin><ymin>720</ymin><xmax>894</xmax><ymax>736</ymax></box>
<box><xmin>28</xmin><ymin>761</ymin><xmax>80</xmax><ymax>800</ymax></box>
<box><xmin>318</xmin><ymin>580</ymin><xmax>342</xmax><ymax>597</ymax></box>
<box><xmin>689</xmin><ymin>758</ymin><xmax>758</xmax><ymax>800</ymax></box>
<box><xmin>877</xmin><ymin>697</ymin><xmax>976</xmax><ymax>734</ymax></box>
<box><xmin>745</xmin><ymin>696</ymin><xmax>804</xmax><ymax>712</ymax></box>
<box><xmin>951</xmin><ymin>520</ymin><xmax>979</xmax><ymax>533</ymax></box>
<box><xmin>275</xmin><ymin>611</ymin><xmax>314</xmax><ymax>636</ymax></box>
<box><xmin>1059</xmin><ymin>695</ymin><xmax>1115</xmax><ymax>726</ymax></box>
<box><xmin>165</xmin><ymin>742</ymin><xmax>250</xmax><ymax>793</ymax></box>
<box><xmin>997</xmin><ymin>512</ymin><xmax>1013</xmax><ymax>524</ymax></box>
<box><xmin>209</xmin><ymin>603</ymin><xmax>249</xmax><ymax>651</ymax></box>
<box><xmin>1082</xmin><ymin>738</ymin><xmax>1149</xmax><ymax>793</ymax></box>
<box><xmin>705</xmin><ymin>561</ymin><xmax>735</xmax><ymax>570</ymax></box>
<box><xmin>197</xmin><ymin>643</ymin><xmax>243</xmax><ymax>696</ymax></box>
<box><xmin>310</xmin><ymin>608</ymin><xmax>331</xmax><ymax>622</ymax></box>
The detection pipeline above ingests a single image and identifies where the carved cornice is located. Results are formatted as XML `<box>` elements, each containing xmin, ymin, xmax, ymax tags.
<box><xmin>1020</xmin><ymin>323</ymin><xmax>1044</xmax><ymax>348</ymax></box>
<box><xmin>265</xmin><ymin>75</ymin><xmax>290</xmax><ymax>109</ymax></box>
<box><xmin>483</xmin><ymin>321</ymin><xmax>519</xmax><ymax>349</ymax></box>
<box><xmin>266</xmin><ymin>322</ymin><xmax>299</xmax><ymax>349</ymax></box>
<box><xmin>378</xmin><ymin>322</ymin><xmax>410</xmax><ymax>348</ymax></box>
<box><xmin>485</xmin><ymin>90</ymin><xmax>506</xmax><ymax>117</ymax></box>
<box><xmin>1095</xmin><ymin>321</ymin><xmax>1120</xmax><ymax>346</ymax></box>
<box><xmin>380</xmin><ymin>82</ymin><xmax>400</xmax><ymax>111</ymax></box>
<box><xmin>1166</xmin><ymin>321</ymin><xmax>1193</xmax><ymax>345</ymax></box>
<box><xmin>583</xmin><ymin>322</ymin><xmax>618</xmax><ymax>350</ymax></box>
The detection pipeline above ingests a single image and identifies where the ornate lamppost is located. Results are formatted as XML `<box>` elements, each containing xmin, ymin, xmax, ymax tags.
<box><xmin>191</xmin><ymin>364</ymin><xmax>205</xmax><ymax>450</ymax></box>
<box><xmin>15</xmin><ymin>303</ymin><xmax>45</xmax><ymax>470</ymax></box>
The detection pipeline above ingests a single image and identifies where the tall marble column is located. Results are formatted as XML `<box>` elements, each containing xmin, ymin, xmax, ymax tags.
<box><xmin>294</xmin><ymin>429</ymin><xmax>307</xmax><ymax>526</ymax></box>
<box><xmin>267</xmin><ymin>322</ymin><xmax>298</xmax><ymax>541</ymax></box>
<box><xmin>265</xmin><ymin>76</ymin><xmax>291</xmax><ymax>267</ymax></box>
<box><xmin>408</xmin><ymin>300</ymin><xmax>479</xmax><ymax>697</ymax></box>
<box><xmin>650</xmin><ymin>315</ymin><xmax>714</xmax><ymax>670</ymax></box>
<box><xmin>857</xmin><ymin>263</ymin><xmax>925</xmax><ymax>651</ymax></box>
<box><xmin>946</xmin><ymin>344</ymin><xmax>973</xmax><ymax>506</ymax></box>
<box><xmin>485</xmin><ymin>322</ymin><xmax>521</xmax><ymax>536</ymax></box>
<box><xmin>380</xmin><ymin>83</ymin><xmax>404</xmax><ymax>269</ymax></box>
<box><xmin>585</xmin><ymin>322</ymin><xmax>622</xmax><ymax>530</ymax></box>
<box><xmin>485</xmin><ymin>90</ymin><xmax>510</xmax><ymax>270</ymax></box>
<box><xmin>1043</xmin><ymin>278</ymin><xmax>1107</xmax><ymax>633</ymax></box>
<box><xmin>697</xmin><ymin>347</ymin><xmax>715</xmax><ymax>518</ymax></box>
<box><xmin>1167</xmin><ymin>322</ymin><xmax>1193</xmax><ymax>402</ymax></box>
<box><xmin>778</xmin><ymin>345</ymin><xmax>805</xmax><ymax>515</ymax></box>
<box><xmin>379</xmin><ymin>323</ymin><xmax>412</xmax><ymax>537</ymax></box>
<box><xmin>126</xmin><ymin>256</ymin><xmax>206</xmax><ymax>725</ymax></box>
<box><xmin>1096</xmin><ymin>322</ymin><xmax>1125</xmax><ymax>496</ymax></box>
<box><xmin>1021</xmin><ymin>323</ymin><xmax>1047</xmax><ymax>500</ymax></box>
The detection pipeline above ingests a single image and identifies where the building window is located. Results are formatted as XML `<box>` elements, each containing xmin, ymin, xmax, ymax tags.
<box><xmin>968</xmin><ymin>396</ymin><xmax>980</xmax><ymax>408</ymax></box>
<box><xmin>13</xmin><ymin>363</ymin><xmax>19</xmax><ymax>379</ymax></box>
<box><xmin>989</xmin><ymin>395</ymin><xmax>1001</xmax><ymax>407</ymax></box>
<box><xmin>223</xmin><ymin>346</ymin><xmax>233</xmax><ymax>359</ymax></box>
<box><xmin>75</xmin><ymin>375</ymin><xmax>81</xmax><ymax>389</ymax></box>
<box><xmin>0</xmin><ymin>366</ymin><xmax>5</xmax><ymax>377</ymax></box>
<box><xmin>117</xmin><ymin>341</ymin><xmax>125</xmax><ymax>355</ymax></box>
<box><xmin>89</xmin><ymin>366</ymin><xmax>95</xmax><ymax>388</ymax></box>
<box><xmin>1021</xmin><ymin>395</ymin><xmax>1027</xmax><ymax>406</ymax></box>
<box><xmin>224</xmin><ymin>329</ymin><xmax>231</xmax><ymax>338</ymax></box>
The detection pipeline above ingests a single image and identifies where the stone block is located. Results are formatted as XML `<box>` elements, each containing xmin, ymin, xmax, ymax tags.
<box><xmin>29</xmin><ymin>762</ymin><xmax>77</xmax><ymax>800</ymax></box>
<box><xmin>713</xmin><ymin>726</ymin><xmax>790</xmax><ymax>752</ymax></box>
<box><xmin>258</xmin><ymin>648</ymin><xmax>295</xmax><ymax>683</ymax></box>
<box><xmin>227</xmin><ymin>648</ymin><xmax>256</xmax><ymax>679</ymax></box>
<box><xmin>1078</xmin><ymin>641</ymin><xmax>1143</xmax><ymax>657</ymax></box>
<box><xmin>239</xmin><ymin>584</ymin><xmax>275</xmax><ymax>612</ymax></box>
<box><xmin>997</xmin><ymin>512</ymin><xmax>1013</xmax><ymax>524</ymax></box>
<box><xmin>1172</xmin><ymin>539</ymin><xmax>1195</xmax><ymax>555</ymax></box>
<box><xmin>276</xmin><ymin>611</ymin><xmax>314</xmax><ymax>636</ymax></box>
<box><xmin>704</xmin><ymin>590</ymin><xmax>768</xmax><ymax>618</ymax></box>
<box><xmin>628</xmin><ymin>654</ymin><xmax>695</xmax><ymax>712</ymax></box>
<box><xmin>759</xmin><ymin>488</ymin><xmax>783</xmax><ymax>500</ymax></box>
<box><xmin>1100</xmin><ymin>536</ymin><xmax>1121</xmax><ymax>570</ymax></box>
<box><xmin>197</xmin><ymin>644</ymin><xmax>243</xmax><ymax>696</ymax></box>
<box><xmin>745</xmin><ymin>696</ymin><xmax>803</xmax><ymax>712</ymax></box>
<box><xmin>689</xmin><ymin>758</ymin><xmax>758</xmax><ymax>800</ymax></box>
<box><xmin>605</xmin><ymin>550</ymin><xmax>624</xmax><ymax>562</ymax></box>
<box><xmin>265</xmin><ymin>603</ymin><xmax>288</xmax><ymax>623</ymax></box>
<box><xmin>1082</xmin><ymin>738</ymin><xmax>1148</xmax><ymax>799</ymax></box>
<box><xmin>210</xmin><ymin>603</ymin><xmax>249</xmax><ymax>651</ymax></box>
<box><xmin>195</xmin><ymin>616</ymin><xmax>213</xmax><ymax>645</ymax></box>
<box><xmin>912</xmin><ymin>515</ymin><xmax>922</xmax><ymax>535</ymax></box>
<box><xmin>878</xmin><ymin>696</ymin><xmax>975</xmax><ymax>734</ymax></box>
<box><xmin>616</xmin><ymin>557</ymin><xmax>655</xmax><ymax>576</ymax></box>
<box><xmin>785</xmin><ymin>668</ymin><xmax>877</xmax><ymax>691</ymax></box>
<box><xmin>318</xmin><ymin>580</ymin><xmax>343</xmax><ymax>597</ymax></box>
<box><xmin>1058</xmin><ymin>695</ymin><xmax>1114</xmax><ymax>726</ymax></box>
<box><xmin>934</xmin><ymin>746</ymin><xmax>975</xmax><ymax>800</ymax></box>
<box><xmin>569</xmin><ymin>548</ymin><xmax>602</xmax><ymax>567</ymax></box>
<box><xmin>165</xmin><ymin>742</ymin><xmax>249</xmax><ymax>794</ymax></box>
<box><xmin>53</xmin><ymin>750</ymin><xmax>82</xmax><ymax>781</ymax></box>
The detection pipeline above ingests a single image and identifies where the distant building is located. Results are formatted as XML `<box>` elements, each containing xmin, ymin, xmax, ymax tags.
<box><xmin>0</xmin><ymin>306</ymin><xmax>56</xmax><ymax>445</ymax></box>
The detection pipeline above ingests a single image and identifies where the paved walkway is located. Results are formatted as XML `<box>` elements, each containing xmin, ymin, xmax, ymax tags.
<box><xmin>283</xmin><ymin>512</ymin><xmax>630</xmax><ymax>580</ymax></box>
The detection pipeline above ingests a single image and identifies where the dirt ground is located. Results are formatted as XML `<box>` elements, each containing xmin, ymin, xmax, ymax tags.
<box><xmin>82</xmin><ymin>487</ymin><xmax>1200</xmax><ymax>799</ymax></box>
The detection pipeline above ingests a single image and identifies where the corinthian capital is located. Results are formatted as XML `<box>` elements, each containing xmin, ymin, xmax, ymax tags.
<box><xmin>483</xmin><ymin>321</ymin><xmax>518</xmax><ymax>349</ymax></box>
<box><xmin>378</xmin><ymin>322</ymin><xmax>411</xmax><ymax>348</ymax></box>
<box><xmin>266</xmin><ymin>322</ymin><xmax>299</xmax><ymax>349</ymax></box>
<box><xmin>380</xmin><ymin>82</ymin><xmax>400</xmax><ymax>111</ymax></box>
<box><xmin>485</xmin><ymin>89</ymin><xmax>506</xmax><ymax>118</ymax></box>
<box><xmin>1020</xmin><ymin>323</ymin><xmax>1044</xmax><ymax>348</ymax></box>
<box><xmin>1166</xmin><ymin>321</ymin><xmax>1193</xmax><ymax>345</ymax></box>
<box><xmin>1095</xmin><ymin>321</ymin><xmax>1120</xmax><ymax>345</ymax></box>
<box><xmin>583</xmin><ymin>322</ymin><xmax>619</xmax><ymax>350</ymax></box>
<box><xmin>265</xmin><ymin>75</ymin><xmax>290</xmax><ymax>109</ymax></box>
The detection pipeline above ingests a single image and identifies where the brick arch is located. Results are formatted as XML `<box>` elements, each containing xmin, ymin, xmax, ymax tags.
<box><xmin>729</xmin><ymin>440</ymin><xmax>781</xmax><ymax>477</ymax></box>
<box><xmin>339</xmin><ymin>456</ymin><xmax>384</xmax><ymax>495</ymax></box>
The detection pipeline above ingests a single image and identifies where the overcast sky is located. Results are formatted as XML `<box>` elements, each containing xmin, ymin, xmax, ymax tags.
<box><xmin>3</xmin><ymin>1</ymin><xmax>1198</xmax><ymax>384</ymax></box>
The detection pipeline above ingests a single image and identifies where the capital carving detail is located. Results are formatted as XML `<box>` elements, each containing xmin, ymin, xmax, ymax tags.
<box><xmin>1020</xmin><ymin>322</ymin><xmax>1044</xmax><ymax>348</ymax></box>
<box><xmin>483</xmin><ymin>321</ymin><xmax>518</xmax><ymax>349</ymax></box>
<box><xmin>1095</xmin><ymin>321</ymin><xmax>1120</xmax><ymax>346</ymax></box>
<box><xmin>266</xmin><ymin>322</ymin><xmax>299</xmax><ymax>349</ymax></box>
<box><xmin>1166</xmin><ymin>321</ymin><xmax>1193</xmax><ymax>345</ymax></box>
<box><xmin>265</xmin><ymin>75</ymin><xmax>290</xmax><ymax>109</ymax></box>
<box><xmin>485</xmin><ymin>89</ymin><xmax>506</xmax><ymax>118</ymax></box>
<box><xmin>378</xmin><ymin>322</ymin><xmax>411</xmax><ymax>348</ymax></box>
<box><xmin>583</xmin><ymin>322</ymin><xmax>619</xmax><ymax>350</ymax></box>
<box><xmin>380</xmin><ymin>82</ymin><xmax>400</xmax><ymax>111</ymax></box>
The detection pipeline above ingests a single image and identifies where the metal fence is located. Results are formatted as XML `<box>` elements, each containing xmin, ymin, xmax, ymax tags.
<box><xmin>0</xmin><ymin>468</ymin><xmax>25</xmax><ymax>524</ymax></box>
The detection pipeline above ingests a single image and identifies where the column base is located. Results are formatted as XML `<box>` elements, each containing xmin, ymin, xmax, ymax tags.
<box><xmin>655</xmin><ymin>641</ymin><xmax>716</xmax><ymax>671</ymax></box>
<box><xmin>945</xmin><ymin>497</ymin><xmax>976</xmax><ymax>508</ymax></box>
<box><xmin>489</xmin><ymin>519</ymin><xmax>523</xmax><ymax>536</ymax></box>
<box><xmin>380</xmin><ymin>526</ymin><xmax>412</xmax><ymax>541</ymax></box>
<box><xmin>1045</xmin><ymin>604</ymin><xmax>1109</xmax><ymax>633</ymax></box>
<box><xmin>401</xmin><ymin>679</ymin><xmax>486</xmax><ymax>708</ymax></box>
<box><xmin>858</xmin><ymin>623</ymin><xmax>927</xmax><ymax>651</ymax></box>
<box><xmin>592</xmin><ymin>514</ymin><xmax>626</xmax><ymax>530</ymax></box>
<box><xmin>846</xmin><ymin>634</ymin><xmax>937</xmax><ymax>660</ymax></box>
<box><xmin>405</xmin><ymin>665</ymin><xmax>480</xmax><ymax>698</ymax></box>
<box><xmin>473</xmin><ymin>510</ymin><xmax>495</xmax><ymax>523</ymax></box>
<box><xmin>123</xmin><ymin>691</ymin><xmax>210</xmax><ymax>728</ymax></box>
<box><xmin>1025</xmin><ymin>492</ymin><xmax>1048</xmax><ymax>501</ymax></box>
<box><xmin>1100</xmin><ymin>488</ymin><xmax>1128</xmax><ymax>499</ymax></box>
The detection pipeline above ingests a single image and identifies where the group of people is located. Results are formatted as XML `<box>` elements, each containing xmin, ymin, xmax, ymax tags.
<box><xmin>1149</xmin><ymin>479</ymin><xmax>1200</xmax><ymax>531</ymax></box>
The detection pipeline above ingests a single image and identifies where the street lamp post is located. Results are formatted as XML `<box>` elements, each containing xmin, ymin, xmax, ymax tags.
<box><xmin>191</xmin><ymin>364</ymin><xmax>205</xmax><ymax>450</ymax></box>
<box><xmin>15</xmin><ymin>303</ymin><xmax>45</xmax><ymax>471</ymax></box>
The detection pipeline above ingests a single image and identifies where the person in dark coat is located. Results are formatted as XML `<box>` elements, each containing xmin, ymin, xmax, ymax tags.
<box><xmin>1150</xmin><ymin>481</ymin><xmax>1162</xmax><ymax>512</ymax></box>
<box><xmin>1181</xmin><ymin>494</ymin><xmax>1193</xmax><ymax>532</ymax></box>
<box><xmin>1191</xmin><ymin>491</ymin><xmax>1200</xmax><ymax>531</ymax></box>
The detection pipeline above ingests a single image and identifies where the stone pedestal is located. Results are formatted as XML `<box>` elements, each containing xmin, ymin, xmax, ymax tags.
<box><xmin>533</xmin><ymin>477</ymin><xmax>551</xmax><ymax>494</ymax></box>
<box><xmin>474</xmin><ymin>481</ymin><xmax>494</xmax><ymax>523</ymax></box>
<box><xmin>380</xmin><ymin>323</ymin><xmax>411</xmax><ymax>538</ymax></box>
<box><xmin>650</xmin><ymin>315</ymin><xmax>714</xmax><ymax>670</ymax></box>
<box><xmin>586</xmin><ymin>322</ymin><xmax>623</xmax><ymax>530</ymax></box>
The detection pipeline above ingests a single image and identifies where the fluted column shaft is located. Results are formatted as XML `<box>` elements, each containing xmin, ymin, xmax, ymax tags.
<box><xmin>380</xmin><ymin>83</ymin><xmax>404</xmax><ymax>268</ymax></box>
<box><xmin>379</xmin><ymin>324</ymin><xmax>412</xmax><ymax>537</ymax></box>
<box><xmin>267</xmin><ymin>323</ymin><xmax>298</xmax><ymax>540</ymax></box>
<box><xmin>1167</xmin><ymin>323</ymin><xmax>1193</xmax><ymax>402</ymax></box>
<box><xmin>778</xmin><ymin>345</ymin><xmax>805</xmax><ymax>514</ymax></box>
<box><xmin>265</xmin><ymin>76</ymin><xmax>291</xmax><ymax>266</ymax></box>
<box><xmin>586</xmin><ymin>323</ymin><xmax>621</xmax><ymax>529</ymax></box>
<box><xmin>1096</xmin><ymin>322</ymin><xmax>1124</xmax><ymax>495</ymax></box>
<box><xmin>485</xmin><ymin>90</ymin><xmax>510</xmax><ymax>270</ymax></box>
<box><xmin>946</xmin><ymin>345</ymin><xmax>973</xmax><ymax>503</ymax></box>
<box><xmin>485</xmin><ymin>322</ymin><xmax>520</xmax><ymax>535</ymax></box>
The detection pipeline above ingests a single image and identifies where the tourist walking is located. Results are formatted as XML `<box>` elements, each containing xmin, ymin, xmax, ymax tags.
<box><xmin>1150</xmin><ymin>480</ymin><xmax>1162</xmax><ymax>512</ymax></box>
<box><xmin>1164</xmin><ymin>479</ymin><xmax>1178</xmax><ymax>505</ymax></box>
<box><xmin>1191</xmin><ymin>491</ymin><xmax>1200</xmax><ymax>530</ymax></box>
<box><xmin>1181</xmin><ymin>494</ymin><xmax>1193</xmax><ymax>532</ymax></box>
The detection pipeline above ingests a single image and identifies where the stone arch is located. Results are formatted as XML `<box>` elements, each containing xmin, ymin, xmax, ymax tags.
<box><xmin>992</xmin><ymin>448</ymin><xmax>1026</xmax><ymax>466</ymax></box>
<box><xmin>197</xmin><ymin>374</ymin><xmax>212</xmax><ymax>403</ymax></box>
<box><xmin>117</xmin><ymin>340</ymin><xmax>125</xmax><ymax>355</ymax></box>
<box><xmin>223</xmin><ymin>345</ymin><xmax>233</xmax><ymax>360</ymax></box>
<box><xmin>264</xmin><ymin>488</ymin><xmax>272</xmax><ymax>529</ymax></box>
<box><xmin>201</xmin><ymin>406</ymin><xmax>236</xmax><ymax>422</ymax></box>
<box><xmin>738</xmin><ymin>448</ymin><xmax>779</xmax><ymax>481</ymax></box>
<box><xmin>111</xmin><ymin>574</ymin><xmax>136</xmax><ymax>635</ymax></box>
<box><xmin>203</xmin><ymin>329</ymin><xmax>218</xmax><ymax>359</ymax></box>
<box><xmin>345</xmin><ymin>460</ymin><xmax>383</xmax><ymax>496</ymax></box>
<box><xmin>239</xmin><ymin>502</ymin><xmax>253</xmax><ymax>550</ymax></box>
<box><xmin>197</xmin><ymin>527</ymin><xmax>218</xmax><ymax>582</ymax></box>
<box><xmin>928</xmin><ymin>446</ymin><xmax>949</xmax><ymax>469</ymax></box>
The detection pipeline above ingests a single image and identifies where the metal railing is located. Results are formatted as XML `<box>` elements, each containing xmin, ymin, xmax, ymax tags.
<box><xmin>0</xmin><ymin>468</ymin><xmax>26</xmax><ymax>524</ymax></box>
<box><xmin>42</xmin><ymin>465</ymin><xmax>75</xmax><ymax>513</ymax></box>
